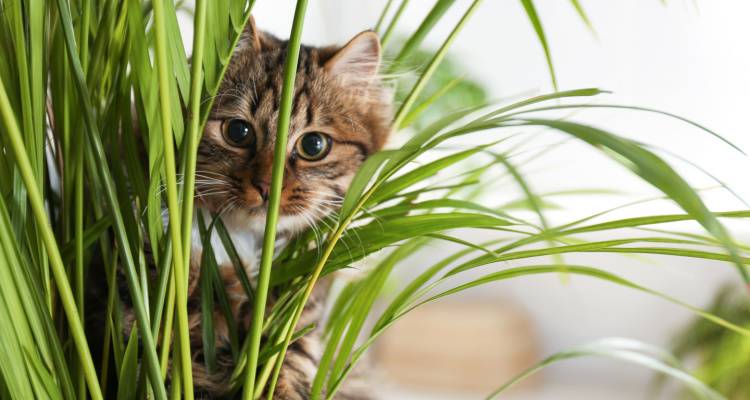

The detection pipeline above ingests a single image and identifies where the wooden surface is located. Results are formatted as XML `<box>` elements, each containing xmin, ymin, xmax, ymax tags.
<box><xmin>375</xmin><ymin>300</ymin><xmax>540</xmax><ymax>394</ymax></box>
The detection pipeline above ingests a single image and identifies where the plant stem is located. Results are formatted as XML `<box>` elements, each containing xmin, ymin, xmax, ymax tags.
<box><xmin>151</xmin><ymin>0</ymin><xmax>193</xmax><ymax>396</ymax></box>
<box><xmin>0</xmin><ymin>66</ymin><xmax>103</xmax><ymax>400</ymax></box>
<box><xmin>180</xmin><ymin>0</ymin><xmax>208</xmax><ymax>271</ymax></box>
<box><xmin>393</xmin><ymin>0</ymin><xmax>456</xmax><ymax>66</ymax></box>
<box><xmin>380</xmin><ymin>0</ymin><xmax>410</xmax><ymax>48</ymax></box>
<box><xmin>374</xmin><ymin>0</ymin><xmax>394</xmax><ymax>33</ymax></box>
<box><xmin>242</xmin><ymin>1</ymin><xmax>309</xmax><ymax>398</ymax></box>
<box><xmin>392</xmin><ymin>0</ymin><xmax>484</xmax><ymax>129</ymax></box>
<box><xmin>253</xmin><ymin>315</ymin><xmax>294</xmax><ymax>399</ymax></box>
<box><xmin>159</xmin><ymin>270</ymin><xmax>176</xmax><ymax>376</ymax></box>
<box><xmin>76</xmin><ymin>0</ymin><xmax>91</xmax><ymax>397</ymax></box>
<box><xmin>74</xmin><ymin>110</ymin><xmax>86</xmax><ymax>400</ymax></box>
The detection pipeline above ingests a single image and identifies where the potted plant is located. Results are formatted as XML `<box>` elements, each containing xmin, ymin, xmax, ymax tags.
<box><xmin>0</xmin><ymin>1</ymin><xmax>746</xmax><ymax>399</ymax></box>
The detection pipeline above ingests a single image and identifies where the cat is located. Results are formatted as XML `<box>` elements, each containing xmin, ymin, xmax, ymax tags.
<box><xmin>90</xmin><ymin>17</ymin><xmax>392</xmax><ymax>399</ymax></box>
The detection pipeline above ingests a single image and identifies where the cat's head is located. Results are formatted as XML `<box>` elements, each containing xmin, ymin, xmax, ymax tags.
<box><xmin>196</xmin><ymin>18</ymin><xmax>392</xmax><ymax>235</ymax></box>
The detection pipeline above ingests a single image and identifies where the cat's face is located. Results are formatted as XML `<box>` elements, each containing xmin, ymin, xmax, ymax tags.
<box><xmin>196</xmin><ymin>19</ymin><xmax>392</xmax><ymax>234</ymax></box>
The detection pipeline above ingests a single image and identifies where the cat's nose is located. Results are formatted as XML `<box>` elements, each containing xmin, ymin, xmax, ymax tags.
<box><xmin>252</xmin><ymin>180</ymin><xmax>270</xmax><ymax>202</ymax></box>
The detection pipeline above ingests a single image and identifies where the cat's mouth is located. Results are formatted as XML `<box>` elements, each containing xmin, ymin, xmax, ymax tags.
<box><xmin>195</xmin><ymin>183</ymin><xmax>341</xmax><ymax>236</ymax></box>
<box><xmin>215</xmin><ymin>200</ymin><xmax>331</xmax><ymax>237</ymax></box>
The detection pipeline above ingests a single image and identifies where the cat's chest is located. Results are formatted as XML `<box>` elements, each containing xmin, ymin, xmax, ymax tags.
<box><xmin>189</xmin><ymin>211</ymin><xmax>288</xmax><ymax>280</ymax></box>
<box><xmin>190</xmin><ymin>221</ymin><xmax>261</xmax><ymax>278</ymax></box>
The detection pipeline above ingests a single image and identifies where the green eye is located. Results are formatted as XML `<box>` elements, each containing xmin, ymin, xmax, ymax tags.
<box><xmin>296</xmin><ymin>132</ymin><xmax>331</xmax><ymax>161</ymax></box>
<box><xmin>222</xmin><ymin>119</ymin><xmax>255</xmax><ymax>147</ymax></box>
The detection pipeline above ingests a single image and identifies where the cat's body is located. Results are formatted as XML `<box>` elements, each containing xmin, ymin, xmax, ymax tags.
<box><xmin>89</xmin><ymin>18</ymin><xmax>391</xmax><ymax>399</ymax></box>
<box><xmin>185</xmin><ymin>216</ymin><xmax>333</xmax><ymax>399</ymax></box>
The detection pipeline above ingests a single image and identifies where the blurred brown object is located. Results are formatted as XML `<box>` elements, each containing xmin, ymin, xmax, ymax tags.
<box><xmin>375</xmin><ymin>300</ymin><xmax>539</xmax><ymax>393</ymax></box>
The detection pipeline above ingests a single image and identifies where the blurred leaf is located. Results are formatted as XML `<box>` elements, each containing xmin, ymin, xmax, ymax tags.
<box><xmin>519</xmin><ymin>0</ymin><xmax>557</xmax><ymax>89</ymax></box>
<box><xmin>488</xmin><ymin>337</ymin><xmax>724</xmax><ymax>399</ymax></box>
<box><xmin>117</xmin><ymin>329</ymin><xmax>139</xmax><ymax>400</ymax></box>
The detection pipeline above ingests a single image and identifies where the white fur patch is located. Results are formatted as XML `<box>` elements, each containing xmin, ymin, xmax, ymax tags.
<box><xmin>189</xmin><ymin>208</ymin><xmax>298</xmax><ymax>279</ymax></box>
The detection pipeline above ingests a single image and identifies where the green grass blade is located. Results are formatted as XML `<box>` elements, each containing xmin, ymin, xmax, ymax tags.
<box><xmin>323</xmin><ymin>241</ymin><xmax>424</xmax><ymax>398</ymax></box>
<box><xmin>562</xmin><ymin>210</ymin><xmax>750</xmax><ymax>235</ymax></box>
<box><xmin>368</xmin><ymin>145</ymin><xmax>488</xmax><ymax>205</ymax></box>
<box><xmin>449</xmin><ymin>237</ymin><xmax>750</xmax><ymax>276</ymax></box>
<box><xmin>501</xmin><ymin>103</ymin><xmax>746</xmax><ymax>155</ymax></box>
<box><xmin>374</xmin><ymin>0</ymin><xmax>395</xmax><ymax>33</ymax></box>
<box><xmin>380</xmin><ymin>0</ymin><xmax>410</xmax><ymax>48</ymax></box>
<box><xmin>569</xmin><ymin>0</ymin><xmax>595</xmax><ymax>32</ymax></box>
<box><xmin>392</xmin><ymin>0</ymin><xmax>484</xmax><ymax>128</ymax></box>
<box><xmin>215</xmin><ymin>219</ymin><xmax>255</xmax><ymax>302</ymax></box>
<box><xmin>393</xmin><ymin>0</ymin><xmax>456</xmax><ymax>65</ymax></box>
<box><xmin>519</xmin><ymin>0</ymin><xmax>558</xmax><ymax>89</ymax></box>
<box><xmin>487</xmin><ymin>338</ymin><xmax>723</xmax><ymax>399</ymax></box>
<box><xmin>180</xmin><ymin>0</ymin><xmax>209</xmax><ymax>285</ymax></box>
<box><xmin>117</xmin><ymin>329</ymin><xmax>140</xmax><ymax>400</ymax></box>
<box><xmin>52</xmin><ymin>0</ymin><xmax>167</xmax><ymax>396</ymax></box>
<box><xmin>243</xmin><ymin>1</ymin><xmax>310</xmax><ymax>398</ymax></box>
<box><xmin>23</xmin><ymin>346</ymin><xmax>64</xmax><ymax>400</ymax></box>
<box><xmin>429</xmin><ymin>265</ymin><xmax>750</xmax><ymax>339</ymax></box>
<box><xmin>339</xmin><ymin>149</ymin><xmax>402</xmax><ymax>220</ymax></box>
<box><xmin>151</xmin><ymin>0</ymin><xmax>193</xmax><ymax>395</ymax></box>
<box><xmin>0</xmin><ymin>50</ymin><xmax>103</xmax><ymax>400</ymax></box>
<box><xmin>521</xmin><ymin>119</ymin><xmax>749</xmax><ymax>283</ymax></box>
<box><xmin>197</xmin><ymin>217</ymin><xmax>218</xmax><ymax>374</ymax></box>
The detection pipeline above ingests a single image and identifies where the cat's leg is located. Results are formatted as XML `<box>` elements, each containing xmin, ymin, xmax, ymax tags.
<box><xmin>273</xmin><ymin>335</ymin><xmax>376</xmax><ymax>400</ymax></box>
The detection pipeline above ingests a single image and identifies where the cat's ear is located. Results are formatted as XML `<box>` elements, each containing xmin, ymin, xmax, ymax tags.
<box><xmin>239</xmin><ymin>15</ymin><xmax>264</xmax><ymax>52</ymax></box>
<box><xmin>324</xmin><ymin>31</ymin><xmax>381</xmax><ymax>78</ymax></box>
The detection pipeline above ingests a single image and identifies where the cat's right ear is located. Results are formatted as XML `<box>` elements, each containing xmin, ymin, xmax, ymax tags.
<box><xmin>324</xmin><ymin>31</ymin><xmax>381</xmax><ymax>79</ymax></box>
<box><xmin>238</xmin><ymin>16</ymin><xmax>264</xmax><ymax>52</ymax></box>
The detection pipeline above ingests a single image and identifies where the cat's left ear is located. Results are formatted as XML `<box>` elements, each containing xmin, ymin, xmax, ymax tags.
<box><xmin>239</xmin><ymin>15</ymin><xmax>265</xmax><ymax>52</ymax></box>
<box><xmin>324</xmin><ymin>31</ymin><xmax>381</xmax><ymax>78</ymax></box>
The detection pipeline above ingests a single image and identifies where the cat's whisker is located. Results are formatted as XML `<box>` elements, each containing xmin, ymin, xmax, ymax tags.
<box><xmin>193</xmin><ymin>175</ymin><xmax>231</xmax><ymax>182</ymax></box>
<box><xmin>314</xmin><ymin>211</ymin><xmax>337</xmax><ymax>233</ymax></box>
<box><xmin>195</xmin><ymin>170</ymin><xmax>232</xmax><ymax>179</ymax></box>
<box><xmin>194</xmin><ymin>183</ymin><xmax>231</xmax><ymax>190</ymax></box>
<box><xmin>193</xmin><ymin>173</ymin><xmax>228</xmax><ymax>178</ymax></box>
<box><xmin>213</xmin><ymin>197</ymin><xmax>239</xmax><ymax>222</ymax></box>
<box><xmin>194</xmin><ymin>183</ymin><xmax>231</xmax><ymax>191</ymax></box>
<box><xmin>309</xmin><ymin>203</ymin><xmax>362</xmax><ymax>260</ymax></box>
<box><xmin>195</xmin><ymin>192</ymin><xmax>233</xmax><ymax>201</ymax></box>
<box><xmin>305</xmin><ymin>189</ymin><xmax>343</xmax><ymax>196</ymax></box>
<box><xmin>359</xmin><ymin>206</ymin><xmax>384</xmax><ymax>228</ymax></box>
<box><xmin>313</xmin><ymin>202</ymin><xmax>365</xmax><ymax>255</ymax></box>
<box><xmin>306</xmin><ymin>203</ymin><xmax>355</xmax><ymax>260</ymax></box>
<box><xmin>195</xmin><ymin>187</ymin><xmax>233</xmax><ymax>194</ymax></box>
<box><xmin>194</xmin><ymin>180</ymin><xmax>230</xmax><ymax>187</ymax></box>
<box><xmin>316</xmin><ymin>200</ymin><xmax>344</xmax><ymax>208</ymax></box>
<box><xmin>222</xmin><ymin>200</ymin><xmax>239</xmax><ymax>219</ymax></box>
<box><xmin>306</xmin><ymin>191</ymin><xmax>345</xmax><ymax>204</ymax></box>
<box><xmin>194</xmin><ymin>190</ymin><xmax>229</xmax><ymax>197</ymax></box>
<box><xmin>294</xmin><ymin>205</ymin><xmax>323</xmax><ymax>253</ymax></box>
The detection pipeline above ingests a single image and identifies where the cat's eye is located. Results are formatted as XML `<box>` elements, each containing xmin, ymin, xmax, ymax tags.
<box><xmin>222</xmin><ymin>119</ymin><xmax>255</xmax><ymax>147</ymax></box>
<box><xmin>295</xmin><ymin>132</ymin><xmax>331</xmax><ymax>161</ymax></box>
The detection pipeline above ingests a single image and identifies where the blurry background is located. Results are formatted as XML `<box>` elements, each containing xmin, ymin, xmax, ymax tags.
<box><xmin>180</xmin><ymin>1</ymin><xmax>750</xmax><ymax>398</ymax></box>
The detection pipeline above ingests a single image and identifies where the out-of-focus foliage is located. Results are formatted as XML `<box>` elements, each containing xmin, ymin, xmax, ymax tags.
<box><xmin>669</xmin><ymin>284</ymin><xmax>750</xmax><ymax>399</ymax></box>
<box><xmin>387</xmin><ymin>36</ymin><xmax>488</xmax><ymax>131</ymax></box>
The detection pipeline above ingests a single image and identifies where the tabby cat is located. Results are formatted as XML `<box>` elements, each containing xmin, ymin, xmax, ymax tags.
<box><xmin>92</xmin><ymin>17</ymin><xmax>392</xmax><ymax>399</ymax></box>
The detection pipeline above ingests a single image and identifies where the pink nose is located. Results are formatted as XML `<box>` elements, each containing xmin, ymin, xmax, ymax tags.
<box><xmin>252</xmin><ymin>180</ymin><xmax>270</xmax><ymax>201</ymax></box>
